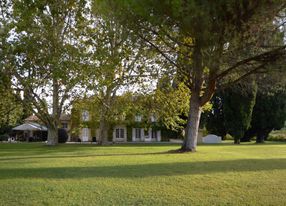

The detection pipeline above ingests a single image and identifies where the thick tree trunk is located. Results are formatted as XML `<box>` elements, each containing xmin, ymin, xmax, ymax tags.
<box><xmin>97</xmin><ymin>117</ymin><xmax>109</xmax><ymax>145</ymax></box>
<box><xmin>181</xmin><ymin>93</ymin><xmax>202</xmax><ymax>152</ymax></box>
<box><xmin>234</xmin><ymin>138</ymin><xmax>240</xmax><ymax>144</ymax></box>
<box><xmin>47</xmin><ymin>77</ymin><xmax>60</xmax><ymax>145</ymax></box>
<box><xmin>256</xmin><ymin>135</ymin><xmax>264</xmax><ymax>143</ymax></box>
<box><xmin>256</xmin><ymin>130</ymin><xmax>266</xmax><ymax>143</ymax></box>
<box><xmin>47</xmin><ymin>124</ymin><xmax>58</xmax><ymax>145</ymax></box>
<box><xmin>241</xmin><ymin>128</ymin><xmax>255</xmax><ymax>142</ymax></box>
<box><xmin>180</xmin><ymin>40</ymin><xmax>204</xmax><ymax>152</ymax></box>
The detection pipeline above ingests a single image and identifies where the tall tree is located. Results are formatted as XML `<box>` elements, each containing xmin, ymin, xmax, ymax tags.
<box><xmin>83</xmin><ymin>8</ymin><xmax>159</xmax><ymax>144</ymax></box>
<box><xmin>4</xmin><ymin>0</ymin><xmax>88</xmax><ymax>145</ymax></box>
<box><xmin>243</xmin><ymin>73</ymin><xmax>286</xmax><ymax>143</ymax></box>
<box><xmin>95</xmin><ymin>0</ymin><xmax>286</xmax><ymax>151</ymax></box>
<box><xmin>0</xmin><ymin>74</ymin><xmax>23</xmax><ymax>134</ymax></box>
<box><xmin>223</xmin><ymin>81</ymin><xmax>257</xmax><ymax>144</ymax></box>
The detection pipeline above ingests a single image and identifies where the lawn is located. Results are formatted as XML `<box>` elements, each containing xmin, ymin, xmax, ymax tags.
<box><xmin>0</xmin><ymin>142</ymin><xmax>285</xmax><ymax>206</ymax></box>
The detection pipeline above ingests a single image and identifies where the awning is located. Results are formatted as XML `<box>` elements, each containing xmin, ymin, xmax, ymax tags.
<box><xmin>12</xmin><ymin>123</ymin><xmax>47</xmax><ymax>131</ymax></box>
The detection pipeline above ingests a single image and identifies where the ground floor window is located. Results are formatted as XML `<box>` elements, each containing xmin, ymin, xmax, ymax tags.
<box><xmin>152</xmin><ymin>130</ymin><xmax>157</xmax><ymax>139</ymax></box>
<box><xmin>115</xmin><ymin>128</ymin><xmax>125</xmax><ymax>139</ymax></box>
<box><xmin>135</xmin><ymin>128</ymin><xmax>141</xmax><ymax>139</ymax></box>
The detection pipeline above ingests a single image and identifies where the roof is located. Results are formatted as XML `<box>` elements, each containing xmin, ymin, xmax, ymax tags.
<box><xmin>25</xmin><ymin>115</ymin><xmax>39</xmax><ymax>122</ymax></box>
<box><xmin>59</xmin><ymin>114</ymin><xmax>71</xmax><ymax>121</ymax></box>
<box><xmin>25</xmin><ymin>114</ymin><xmax>71</xmax><ymax>122</ymax></box>
<box><xmin>12</xmin><ymin>123</ymin><xmax>47</xmax><ymax>131</ymax></box>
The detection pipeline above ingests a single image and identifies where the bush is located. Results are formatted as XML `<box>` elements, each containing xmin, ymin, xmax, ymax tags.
<box><xmin>0</xmin><ymin>134</ymin><xmax>9</xmax><ymax>141</ymax></box>
<box><xmin>224</xmin><ymin>134</ymin><xmax>234</xmax><ymax>140</ymax></box>
<box><xmin>58</xmin><ymin>128</ymin><xmax>68</xmax><ymax>143</ymax></box>
<box><xmin>268</xmin><ymin>130</ymin><xmax>286</xmax><ymax>142</ymax></box>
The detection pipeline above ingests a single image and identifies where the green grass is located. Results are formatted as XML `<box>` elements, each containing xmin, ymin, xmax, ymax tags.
<box><xmin>0</xmin><ymin>142</ymin><xmax>285</xmax><ymax>206</ymax></box>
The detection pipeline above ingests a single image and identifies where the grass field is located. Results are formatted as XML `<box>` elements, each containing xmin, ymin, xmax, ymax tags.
<box><xmin>0</xmin><ymin>142</ymin><xmax>285</xmax><ymax>206</ymax></box>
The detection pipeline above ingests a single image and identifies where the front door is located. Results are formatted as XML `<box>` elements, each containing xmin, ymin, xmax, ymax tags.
<box><xmin>82</xmin><ymin>128</ymin><xmax>89</xmax><ymax>141</ymax></box>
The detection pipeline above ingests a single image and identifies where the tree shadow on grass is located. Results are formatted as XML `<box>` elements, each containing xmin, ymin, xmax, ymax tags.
<box><xmin>0</xmin><ymin>158</ymin><xmax>285</xmax><ymax>179</ymax></box>
<box><xmin>0</xmin><ymin>151</ymin><xmax>169</xmax><ymax>161</ymax></box>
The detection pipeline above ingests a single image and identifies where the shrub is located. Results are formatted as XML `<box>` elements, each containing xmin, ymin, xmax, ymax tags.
<box><xmin>58</xmin><ymin>128</ymin><xmax>68</xmax><ymax>143</ymax></box>
<box><xmin>0</xmin><ymin>134</ymin><xmax>9</xmax><ymax>141</ymax></box>
<box><xmin>268</xmin><ymin>130</ymin><xmax>286</xmax><ymax>142</ymax></box>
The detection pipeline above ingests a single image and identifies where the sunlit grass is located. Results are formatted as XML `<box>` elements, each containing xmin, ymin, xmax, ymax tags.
<box><xmin>0</xmin><ymin>142</ymin><xmax>285</xmax><ymax>206</ymax></box>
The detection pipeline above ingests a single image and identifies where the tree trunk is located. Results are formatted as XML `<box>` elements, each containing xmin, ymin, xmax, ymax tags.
<box><xmin>234</xmin><ymin>138</ymin><xmax>240</xmax><ymax>144</ymax></box>
<box><xmin>47</xmin><ymin>77</ymin><xmax>60</xmax><ymax>145</ymax></box>
<box><xmin>180</xmin><ymin>39</ymin><xmax>204</xmax><ymax>152</ymax></box>
<box><xmin>97</xmin><ymin>117</ymin><xmax>109</xmax><ymax>145</ymax></box>
<box><xmin>47</xmin><ymin>124</ymin><xmax>58</xmax><ymax>145</ymax></box>
<box><xmin>256</xmin><ymin>131</ymin><xmax>266</xmax><ymax>143</ymax></box>
<box><xmin>181</xmin><ymin>93</ymin><xmax>202</xmax><ymax>152</ymax></box>
<box><xmin>256</xmin><ymin>135</ymin><xmax>264</xmax><ymax>143</ymax></box>
<box><xmin>241</xmin><ymin>128</ymin><xmax>255</xmax><ymax>142</ymax></box>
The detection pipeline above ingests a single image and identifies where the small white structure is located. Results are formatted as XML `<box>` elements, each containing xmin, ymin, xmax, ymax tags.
<box><xmin>202</xmin><ymin>134</ymin><xmax>222</xmax><ymax>144</ymax></box>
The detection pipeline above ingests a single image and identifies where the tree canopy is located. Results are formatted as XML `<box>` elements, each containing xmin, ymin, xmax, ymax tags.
<box><xmin>94</xmin><ymin>0</ymin><xmax>286</xmax><ymax>151</ymax></box>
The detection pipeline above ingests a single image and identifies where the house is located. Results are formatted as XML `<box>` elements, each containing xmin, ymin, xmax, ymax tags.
<box><xmin>24</xmin><ymin>114</ymin><xmax>71</xmax><ymax>139</ymax></box>
<box><xmin>24</xmin><ymin>114</ymin><xmax>71</xmax><ymax>130</ymax></box>
<box><xmin>73</xmin><ymin>110</ymin><xmax>162</xmax><ymax>143</ymax></box>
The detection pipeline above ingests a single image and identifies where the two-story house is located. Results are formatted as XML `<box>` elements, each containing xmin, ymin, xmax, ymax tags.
<box><xmin>73</xmin><ymin>109</ymin><xmax>161</xmax><ymax>143</ymax></box>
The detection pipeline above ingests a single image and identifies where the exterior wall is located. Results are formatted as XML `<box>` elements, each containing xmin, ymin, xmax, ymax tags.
<box><xmin>77</xmin><ymin>125</ymin><xmax>162</xmax><ymax>143</ymax></box>
<box><xmin>131</xmin><ymin>127</ymin><xmax>161</xmax><ymax>142</ymax></box>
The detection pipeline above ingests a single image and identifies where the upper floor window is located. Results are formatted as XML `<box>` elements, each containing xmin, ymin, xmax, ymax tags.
<box><xmin>150</xmin><ymin>115</ymin><xmax>157</xmax><ymax>122</ymax></box>
<box><xmin>135</xmin><ymin>115</ymin><xmax>142</xmax><ymax>122</ymax></box>
<box><xmin>115</xmin><ymin>128</ymin><xmax>125</xmax><ymax>139</ymax></box>
<box><xmin>82</xmin><ymin>110</ymin><xmax>89</xmax><ymax>121</ymax></box>
<box><xmin>62</xmin><ymin>123</ymin><xmax>68</xmax><ymax>129</ymax></box>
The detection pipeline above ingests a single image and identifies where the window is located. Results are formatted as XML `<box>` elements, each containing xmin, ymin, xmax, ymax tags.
<box><xmin>62</xmin><ymin>123</ymin><xmax>68</xmax><ymax>129</ymax></box>
<box><xmin>135</xmin><ymin>115</ymin><xmax>142</xmax><ymax>122</ymax></box>
<box><xmin>82</xmin><ymin>110</ymin><xmax>89</xmax><ymax>121</ymax></box>
<box><xmin>150</xmin><ymin>115</ymin><xmax>156</xmax><ymax>122</ymax></box>
<box><xmin>152</xmin><ymin>130</ymin><xmax>157</xmax><ymax>139</ymax></box>
<box><xmin>135</xmin><ymin>128</ymin><xmax>141</xmax><ymax>139</ymax></box>
<box><xmin>115</xmin><ymin>128</ymin><xmax>124</xmax><ymax>139</ymax></box>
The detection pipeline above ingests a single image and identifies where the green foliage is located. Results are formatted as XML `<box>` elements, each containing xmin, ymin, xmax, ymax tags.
<box><xmin>3</xmin><ymin>0</ymin><xmax>90</xmax><ymax>144</ymax></box>
<box><xmin>95</xmin><ymin>0</ymin><xmax>286</xmax><ymax>150</ymax></box>
<box><xmin>246</xmin><ymin>88</ymin><xmax>286</xmax><ymax>142</ymax></box>
<box><xmin>223</xmin><ymin>81</ymin><xmax>257</xmax><ymax>142</ymax></box>
<box><xmin>0</xmin><ymin>79</ymin><xmax>23</xmax><ymax>133</ymax></box>
<box><xmin>153</xmin><ymin>78</ymin><xmax>211</xmax><ymax>131</ymax></box>
<box><xmin>0</xmin><ymin>133</ymin><xmax>9</xmax><ymax>141</ymax></box>
<box><xmin>205</xmin><ymin>93</ymin><xmax>227</xmax><ymax>139</ymax></box>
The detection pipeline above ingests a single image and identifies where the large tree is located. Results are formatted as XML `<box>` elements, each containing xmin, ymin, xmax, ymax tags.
<box><xmin>223</xmin><ymin>80</ymin><xmax>257</xmax><ymax>144</ymax></box>
<box><xmin>83</xmin><ymin>7</ymin><xmax>161</xmax><ymax>144</ymax></box>
<box><xmin>96</xmin><ymin>0</ymin><xmax>286</xmax><ymax>151</ymax></box>
<box><xmin>3</xmin><ymin>0</ymin><xmax>88</xmax><ymax>145</ymax></box>
<box><xmin>243</xmin><ymin>73</ymin><xmax>286</xmax><ymax>143</ymax></box>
